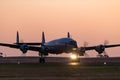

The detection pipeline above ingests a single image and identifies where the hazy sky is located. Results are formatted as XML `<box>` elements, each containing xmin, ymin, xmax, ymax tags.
<box><xmin>0</xmin><ymin>0</ymin><xmax>120</xmax><ymax>57</ymax></box>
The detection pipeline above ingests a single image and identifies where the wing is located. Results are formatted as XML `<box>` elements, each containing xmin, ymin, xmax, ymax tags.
<box><xmin>0</xmin><ymin>43</ymin><xmax>40</xmax><ymax>51</ymax></box>
<box><xmin>0</xmin><ymin>43</ymin><xmax>20</xmax><ymax>48</ymax></box>
<box><xmin>81</xmin><ymin>44</ymin><xmax>120</xmax><ymax>50</ymax></box>
<box><xmin>27</xmin><ymin>46</ymin><xmax>40</xmax><ymax>51</ymax></box>
<box><xmin>105</xmin><ymin>44</ymin><xmax>120</xmax><ymax>48</ymax></box>
<box><xmin>77</xmin><ymin>44</ymin><xmax>120</xmax><ymax>55</ymax></box>
<box><xmin>15</xmin><ymin>42</ymin><xmax>42</xmax><ymax>45</ymax></box>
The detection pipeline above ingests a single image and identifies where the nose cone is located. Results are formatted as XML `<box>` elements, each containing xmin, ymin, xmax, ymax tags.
<box><xmin>74</xmin><ymin>41</ymin><xmax>78</xmax><ymax>48</ymax></box>
<box><xmin>70</xmin><ymin>40</ymin><xmax>78</xmax><ymax>48</ymax></box>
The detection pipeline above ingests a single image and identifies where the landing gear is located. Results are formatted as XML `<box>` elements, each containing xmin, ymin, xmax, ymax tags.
<box><xmin>104</xmin><ymin>55</ymin><xmax>109</xmax><ymax>58</ymax></box>
<box><xmin>39</xmin><ymin>57</ymin><xmax>45</xmax><ymax>63</ymax></box>
<box><xmin>97</xmin><ymin>54</ymin><xmax>103</xmax><ymax>58</ymax></box>
<box><xmin>97</xmin><ymin>54</ymin><xmax>109</xmax><ymax>58</ymax></box>
<box><xmin>39</xmin><ymin>53</ymin><xmax>46</xmax><ymax>63</ymax></box>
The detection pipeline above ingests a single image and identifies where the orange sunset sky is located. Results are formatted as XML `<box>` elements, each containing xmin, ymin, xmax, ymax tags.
<box><xmin>0</xmin><ymin>0</ymin><xmax>120</xmax><ymax>57</ymax></box>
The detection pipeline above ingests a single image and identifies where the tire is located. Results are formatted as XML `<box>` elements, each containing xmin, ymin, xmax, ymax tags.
<box><xmin>39</xmin><ymin>57</ymin><xmax>45</xmax><ymax>63</ymax></box>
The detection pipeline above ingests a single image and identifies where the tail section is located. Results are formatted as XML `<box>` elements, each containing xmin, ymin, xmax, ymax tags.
<box><xmin>16</xmin><ymin>31</ymin><xmax>19</xmax><ymax>44</ymax></box>
<box><xmin>67</xmin><ymin>32</ymin><xmax>70</xmax><ymax>38</ymax></box>
<box><xmin>42</xmin><ymin>32</ymin><xmax>45</xmax><ymax>44</ymax></box>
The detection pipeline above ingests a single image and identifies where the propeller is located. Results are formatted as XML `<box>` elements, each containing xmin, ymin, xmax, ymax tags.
<box><xmin>83</xmin><ymin>41</ymin><xmax>89</xmax><ymax>57</ymax></box>
<box><xmin>21</xmin><ymin>53</ymin><xmax>26</xmax><ymax>56</ymax></box>
<box><xmin>20</xmin><ymin>39</ymin><xmax>24</xmax><ymax>43</ymax></box>
<box><xmin>95</xmin><ymin>40</ymin><xmax>109</xmax><ymax>58</ymax></box>
<box><xmin>103</xmin><ymin>40</ymin><xmax>109</xmax><ymax>57</ymax></box>
<box><xmin>83</xmin><ymin>41</ymin><xmax>88</xmax><ymax>47</ymax></box>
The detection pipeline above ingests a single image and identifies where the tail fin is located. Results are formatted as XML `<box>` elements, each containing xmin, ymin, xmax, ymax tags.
<box><xmin>16</xmin><ymin>31</ymin><xmax>19</xmax><ymax>44</ymax></box>
<box><xmin>42</xmin><ymin>32</ymin><xmax>45</xmax><ymax>44</ymax></box>
<box><xmin>67</xmin><ymin>32</ymin><xmax>70</xmax><ymax>38</ymax></box>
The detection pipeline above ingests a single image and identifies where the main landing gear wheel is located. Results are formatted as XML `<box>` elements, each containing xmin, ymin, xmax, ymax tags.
<box><xmin>97</xmin><ymin>54</ymin><xmax>109</xmax><ymax>58</ymax></box>
<box><xmin>104</xmin><ymin>55</ymin><xmax>109</xmax><ymax>58</ymax></box>
<box><xmin>39</xmin><ymin>53</ymin><xmax>46</xmax><ymax>63</ymax></box>
<box><xmin>97</xmin><ymin>54</ymin><xmax>103</xmax><ymax>58</ymax></box>
<box><xmin>39</xmin><ymin>57</ymin><xmax>45</xmax><ymax>63</ymax></box>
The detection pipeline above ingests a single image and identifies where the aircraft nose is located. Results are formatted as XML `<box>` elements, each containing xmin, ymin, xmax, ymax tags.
<box><xmin>70</xmin><ymin>41</ymin><xmax>78</xmax><ymax>48</ymax></box>
<box><xmin>75</xmin><ymin>41</ymin><xmax>78</xmax><ymax>48</ymax></box>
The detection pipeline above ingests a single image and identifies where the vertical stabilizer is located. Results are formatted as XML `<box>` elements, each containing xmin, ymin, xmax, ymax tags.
<box><xmin>67</xmin><ymin>32</ymin><xmax>70</xmax><ymax>38</ymax></box>
<box><xmin>16</xmin><ymin>31</ymin><xmax>19</xmax><ymax>44</ymax></box>
<box><xmin>42</xmin><ymin>32</ymin><xmax>45</xmax><ymax>44</ymax></box>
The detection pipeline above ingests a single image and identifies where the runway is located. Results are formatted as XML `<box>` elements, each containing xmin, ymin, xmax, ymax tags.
<box><xmin>1</xmin><ymin>56</ymin><xmax>120</xmax><ymax>80</ymax></box>
<box><xmin>0</xmin><ymin>56</ymin><xmax>120</xmax><ymax>65</ymax></box>
<box><xmin>0</xmin><ymin>62</ymin><xmax>120</xmax><ymax>80</ymax></box>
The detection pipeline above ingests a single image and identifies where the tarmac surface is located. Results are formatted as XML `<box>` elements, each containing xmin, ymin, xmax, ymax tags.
<box><xmin>0</xmin><ymin>60</ymin><xmax>120</xmax><ymax>80</ymax></box>
<box><xmin>0</xmin><ymin>56</ymin><xmax>120</xmax><ymax>65</ymax></box>
<box><xmin>0</xmin><ymin>56</ymin><xmax>120</xmax><ymax>80</ymax></box>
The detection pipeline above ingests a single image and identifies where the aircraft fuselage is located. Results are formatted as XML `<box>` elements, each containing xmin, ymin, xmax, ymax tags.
<box><xmin>44</xmin><ymin>38</ymin><xmax>78</xmax><ymax>54</ymax></box>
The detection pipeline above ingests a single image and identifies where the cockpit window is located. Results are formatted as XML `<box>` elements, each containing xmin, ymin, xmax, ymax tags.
<box><xmin>70</xmin><ymin>41</ymin><xmax>74</xmax><ymax>45</ymax></box>
<box><xmin>69</xmin><ymin>41</ymin><xmax>77</xmax><ymax>47</ymax></box>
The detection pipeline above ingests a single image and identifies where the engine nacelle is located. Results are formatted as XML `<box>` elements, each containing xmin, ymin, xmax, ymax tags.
<box><xmin>95</xmin><ymin>45</ymin><xmax>105</xmax><ymax>54</ymax></box>
<box><xmin>78</xmin><ymin>47</ymin><xmax>85</xmax><ymax>56</ymax></box>
<box><xmin>20</xmin><ymin>44</ymin><xmax>28</xmax><ymax>53</ymax></box>
<box><xmin>39</xmin><ymin>47</ymin><xmax>48</xmax><ymax>56</ymax></box>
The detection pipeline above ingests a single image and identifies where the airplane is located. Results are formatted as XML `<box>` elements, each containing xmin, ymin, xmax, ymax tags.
<box><xmin>0</xmin><ymin>31</ymin><xmax>120</xmax><ymax>63</ymax></box>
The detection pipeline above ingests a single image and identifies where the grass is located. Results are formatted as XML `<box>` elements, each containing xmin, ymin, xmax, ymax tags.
<box><xmin>0</xmin><ymin>63</ymin><xmax>120</xmax><ymax>80</ymax></box>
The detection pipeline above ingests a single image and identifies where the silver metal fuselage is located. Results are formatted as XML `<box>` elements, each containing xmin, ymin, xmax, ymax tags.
<box><xmin>43</xmin><ymin>38</ymin><xmax>78</xmax><ymax>54</ymax></box>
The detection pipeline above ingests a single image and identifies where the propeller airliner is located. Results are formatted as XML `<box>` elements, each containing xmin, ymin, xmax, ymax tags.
<box><xmin>0</xmin><ymin>32</ymin><xmax>120</xmax><ymax>63</ymax></box>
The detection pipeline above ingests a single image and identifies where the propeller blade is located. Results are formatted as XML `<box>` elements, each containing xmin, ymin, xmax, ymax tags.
<box><xmin>104</xmin><ymin>40</ymin><xmax>109</xmax><ymax>45</ymax></box>
<box><xmin>103</xmin><ymin>51</ymin><xmax>109</xmax><ymax>58</ymax></box>
<box><xmin>103</xmin><ymin>40</ymin><xmax>109</xmax><ymax>57</ymax></box>
<box><xmin>21</xmin><ymin>53</ymin><xmax>26</xmax><ymax>56</ymax></box>
<box><xmin>83</xmin><ymin>41</ymin><xmax>89</xmax><ymax>57</ymax></box>
<box><xmin>84</xmin><ymin>41</ymin><xmax>88</xmax><ymax>47</ymax></box>
<box><xmin>84</xmin><ymin>52</ymin><xmax>89</xmax><ymax>57</ymax></box>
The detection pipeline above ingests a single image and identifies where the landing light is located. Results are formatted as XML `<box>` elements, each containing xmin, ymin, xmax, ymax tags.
<box><xmin>73</xmin><ymin>48</ymin><xmax>77</xmax><ymax>50</ymax></box>
<box><xmin>70</xmin><ymin>54</ymin><xmax>77</xmax><ymax>60</ymax></box>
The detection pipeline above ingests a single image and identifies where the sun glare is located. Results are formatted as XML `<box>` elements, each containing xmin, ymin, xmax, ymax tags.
<box><xmin>70</xmin><ymin>54</ymin><xmax>77</xmax><ymax>60</ymax></box>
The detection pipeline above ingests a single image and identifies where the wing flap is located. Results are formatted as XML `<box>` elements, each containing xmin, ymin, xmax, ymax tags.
<box><xmin>15</xmin><ymin>43</ymin><xmax>42</xmax><ymax>45</ymax></box>
<box><xmin>28</xmin><ymin>46</ymin><xmax>40</xmax><ymax>51</ymax></box>
<box><xmin>105</xmin><ymin>44</ymin><xmax>120</xmax><ymax>48</ymax></box>
<box><xmin>0</xmin><ymin>43</ymin><xmax>19</xmax><ymax>48</ymax></box>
